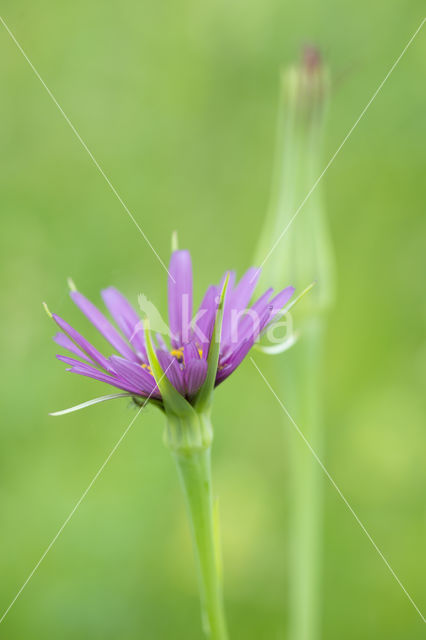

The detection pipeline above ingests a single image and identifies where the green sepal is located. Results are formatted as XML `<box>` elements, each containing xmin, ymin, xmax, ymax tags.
<box><xmin>194</xmin><ymin>274</ymin><xmax>229</xmax><ymax>413</ymax></box>
<box><xmin>144</xmin><ymin>319</ymin><xmax>195</xmax><ymax>419</ymax></box>
<box><xmin>280</xmin><ymin>280</ymin><xmax>316</xmax><ymax>315</ymax></box>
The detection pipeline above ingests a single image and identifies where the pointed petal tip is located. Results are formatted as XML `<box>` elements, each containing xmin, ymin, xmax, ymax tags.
<box><xmin>171</xmin><ymin>230</ymin><xmax>179</xmax><ymax>252</ymax></box>
<box><xmin>168</xmin><ymin>250</ymin><xmax>193</xmax><ymax>347</ymax></box>
<box><xmin>219</xmin><ymin>271</ymin><xmax>231</xmax><ymax>301</ymax></box>
<box><xmin>282</xmin><ymin>282</ymin><xmax>315</xmax><ymax>314</ymax></box>
<box><xmin>100</xmin><ymin>285</ymin><xmax>114</xmax><ymax>295</ymax></box>
<box><xmin>249</xmin><ymin>267</ymin><xmax>261</xmax><ymax>284</ymax></box>
<box><xmin>42</xmin><ymin>302</ymin><xmax>52</xmax><ymax>318</ymax></box>
<box><xmin>49</xmin><ymin>392</ymin><xmax>132</xmax><ymax>416</ymax></box>
<box><xmin>67</xmin><ymin>277</ymin><xmax>77</xmax><ymax>292</ymax></box>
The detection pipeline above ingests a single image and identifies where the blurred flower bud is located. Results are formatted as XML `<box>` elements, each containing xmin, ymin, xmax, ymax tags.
<box><xmin>255</xmin><ymin>46</ymin><xmax>335</xmax><ymax>316</ymax></box>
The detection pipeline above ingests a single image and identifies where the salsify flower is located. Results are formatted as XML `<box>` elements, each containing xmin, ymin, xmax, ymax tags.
<box><xmin>46</xmin><ymin>247</ymin><xmax>294</xmax><ymax>640</ymax></box>
<box><xmin>48</xmin><ymin>249</ymin><xmax>294</xmax><ymax>415</ymax></box>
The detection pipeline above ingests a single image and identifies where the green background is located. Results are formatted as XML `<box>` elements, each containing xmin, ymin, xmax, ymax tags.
<box><xmin>0</xmin><ymin>1</ymin><xmax>425</xmax><ymax>638</ymax></box>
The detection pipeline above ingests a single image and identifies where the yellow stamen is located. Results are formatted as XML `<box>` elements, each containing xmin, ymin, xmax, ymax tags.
<box><xmin>170</xmin><ymin>348</ymin><xmax>184</xmax><ymax>363</ymax></box>
<box><xmin>170</xmin><ymin>346</ymin><xmax>203</xmax><ymax>363</ymax></box>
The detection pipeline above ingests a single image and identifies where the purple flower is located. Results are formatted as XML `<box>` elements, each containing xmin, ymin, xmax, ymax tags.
<box><xmin>49</xmin><ymin>250</ymin><xmax>294</xmax><ymax>414</ymax></box>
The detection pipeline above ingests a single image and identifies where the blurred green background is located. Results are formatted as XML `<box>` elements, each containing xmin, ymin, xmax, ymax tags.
<box><xmin>0</xmin><ymin>1</ymin><xmax>425</xmax><ymax>638</ymax></box>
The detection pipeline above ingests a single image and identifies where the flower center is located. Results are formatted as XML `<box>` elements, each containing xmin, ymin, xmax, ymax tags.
<box><xmin>141</xmin><ymin>346</ymin><xmax>204</xmax><ymax>377</ymax></box>
<box><xmin>170</xmin><ymin>347</ymin><xmax>184</xmax><ymax>363</ymax></box>
<box><xmin>170</xmin><ymin>346</ymin><xmax>203</xmax><ymax>365</ymax></box>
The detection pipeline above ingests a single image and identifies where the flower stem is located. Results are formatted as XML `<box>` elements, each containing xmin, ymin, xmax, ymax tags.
<box><xmin>172</xmin><ymin>437</ymin><xmax>228</xmax><ymax>639</ymax></box>
<box><xmin>279</xmin><ymin>317</ymin><xmax>324</xmax><ymax>640</ymax></box>
<box><xmin>255</xmin><ymin>50</ymin><xmax>334</xmax><ymax>640</ymax></box>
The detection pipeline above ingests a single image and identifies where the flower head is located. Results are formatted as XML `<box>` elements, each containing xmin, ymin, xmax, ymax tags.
<box><xmin>49</xmin><ymin>249</ymin><xmax>294</xmax><ymax>415</ymax></box>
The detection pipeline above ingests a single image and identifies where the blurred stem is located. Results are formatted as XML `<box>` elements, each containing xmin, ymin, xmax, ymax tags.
<box><xmin>172</xmin><ymin>419</ymin><xmax>228</xmax><ymax>640</ymax></box>
<box><xmin>255</xmin><ymin>50</ymin><xmax>334</xmax><ymax>640</ymax></box>
<box><xmin>280</xmin><ymin>318</ymin><xmax>325</xmax><ymax>640</ymax></box>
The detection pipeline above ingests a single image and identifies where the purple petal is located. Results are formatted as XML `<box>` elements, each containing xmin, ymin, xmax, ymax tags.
<box><xmin>216</xmin><ymin>340</ymin><xmax>250</xmax><ymax>384</ymax></box>
<box><xmin>184</xmin><ymin>359</ymin><xmax>208</xmax><ymax>396</ymax></box>
<box><xmin>216</xmin><ymin>307</ymin><xmax>272</xmax><ymax>384</ymax></box>
<box><xmin>232</xmin><ymin>267</ymin><xmax>261</xmax><ymax>310</ymax></box>
<box><xmin>119</xmin><ymin>314</ymin><xmax>148</xmax><ymax>361</ymax></box>
<box><xmin>266</xmin><ymin>286</ymin><xmax>295</xmax><ymax>324</ymax></box>
<box><xmin>109</xmin><ymin>356</ymin><xmax>160</xmax><ymax>398</ymax></box>
<box><xmin>69</xmin><ymin>367</ymin><xmax>143</xmax><ymax>394</ymax></box>
<box><xmin>53</xmin><ymin>332</ymin><xmax>93</xmax><ymax>363</ymax></box>
<box><xmin>192</xmin><ymin>285</ymin><xmax>219</xmax><ymax>357</ymax></box>
<box><xmin>221</xmin><ymin>267</ymin><xmax>260</xmax><ymax>345</ymax></box>
<box><xmin>168</xmin><ymin>250</ymin><xmax>193</xmax><ymax>348</ymax></box>
<box><xmin>71</xmin><ymin>291</ymin><xmax>139</xmax><ymax>363</ymax></box>
<box><xmin>183</xmin><ymin>340</ymin><xmax>201</xmax><ymax>364</ymax></box>
<box><xmin>101</xmin><ymin>287</ymin><xmax>146</xmax><ymax>355</ymax></box>
<box><xmin>57</xmin><ymin>355</ymin><xmax>142</xmax><ymax>394</ymax></box>
<box><xmin>250</xmin><ymin>288</ymin><xmax>274</xmax><ymax>313</ymax></box>
<box><xmin>222</xmin><ymin>288</ymin><xmax>273</xmax><ymax>355</ymax></box>
<box><xmin>52</xmin><ymin>314</ymin><xmax>110</xmax><ymax>371</ymax></box>
<box><xmin>156</xmin><ymin>349</ymin><xmax>186</xmax><ymax>395</ymax></box>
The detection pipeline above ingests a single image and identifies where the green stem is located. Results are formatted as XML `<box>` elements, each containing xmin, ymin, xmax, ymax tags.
<box><xmin>167</xmin><ymin>414</ymin><xmax>228</xmax><ymax>640</ymax></box>
<box><xmin>280</xmin><ymin>317</ymin><xmax>324</xmax><ymax>640</ymax></box>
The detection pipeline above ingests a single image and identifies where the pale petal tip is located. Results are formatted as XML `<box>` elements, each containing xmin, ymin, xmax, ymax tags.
<box><xmin>67</xmin><ymin>277</ymin><xmax>77</xmax><ymax>292</ymax></box>
<box><xmin>171</xmin><ymin>230</ymin><xmax>179</xmax><ymax>252</ymax></box>
<box><xmin>49</xmin><ymin>393</ymin><xmax>132</xmax><ymax>416</ymax></box>
<box><xmin>43</xmin><ymin>301</ymin><xmax>52</xmax><ymax>318</ymax></box>
<box><xmin>249</xmin><ymin>267</ymin><xmax>261</xmax><ymax>284</ymax></box>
